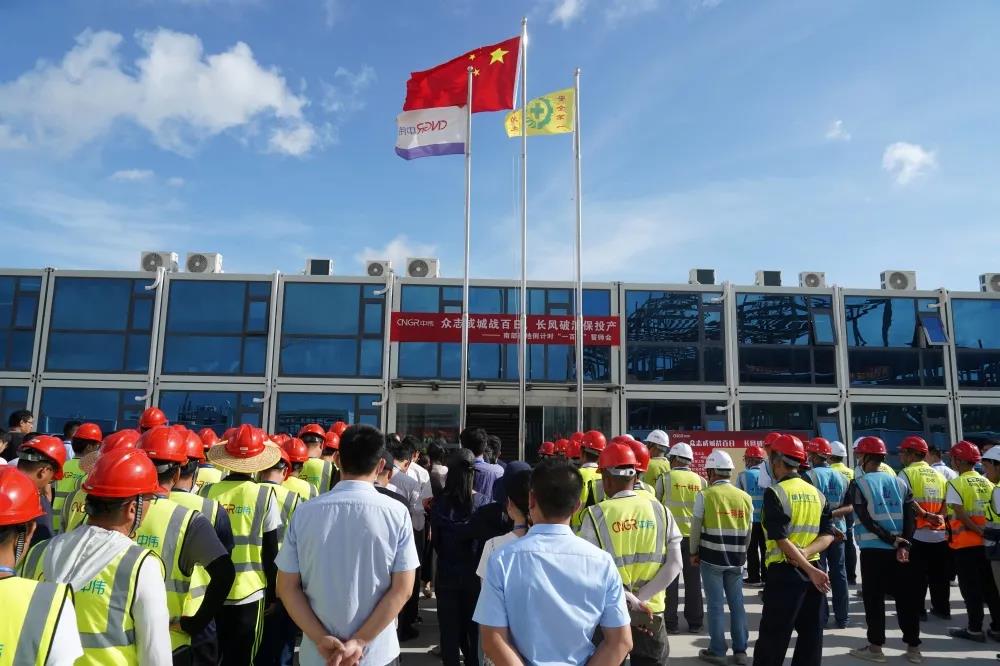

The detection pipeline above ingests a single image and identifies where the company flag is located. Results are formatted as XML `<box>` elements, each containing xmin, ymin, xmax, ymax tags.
<box><xmin>403</xmin><ymin>36</ymin><xmax>520</xmax><ymax>113</ymax></box>
<box><xmin>505</xmin><ymin>88</ymin><xmax>574</xmax><ymax>137</ymax></box>
<box><xmin>395</xmin><ymin>106</ymin><xmax>467</xmax><ymax>160</ymax></box>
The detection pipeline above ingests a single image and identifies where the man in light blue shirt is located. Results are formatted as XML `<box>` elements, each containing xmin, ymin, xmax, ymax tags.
<box><xmin>474</xmin><ymin>459</ymin><xmax>632</xmax><ymax>665</ymax></box>
<box><xmin>276</xmin><ymin>425</ymin><xmax>420</xmax><ymax>666</ymax></box>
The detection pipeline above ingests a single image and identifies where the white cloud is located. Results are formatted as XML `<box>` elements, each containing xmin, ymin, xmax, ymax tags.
<box><xmin>825</xmin><ymin>119</ymin><xmax>850</xmax><ymax>142</ymax></box>
<box><xmin>110</xmin><ymin>168</ymin><xmax>155</xmax><ymax>182</ymax></box>
<box><xmin>0</xmin><ymin>28</ymin><xmax>317</xmax><ymax>156</ymax></box>
<box><xmin>167</xmin><ymin>177</ymin><xmax>185</xmax><ymax>187</ymax></box>
<box><xmin>606</xmin><ymin>0</ymin><xmax>659</xmax><ymax>22</ymax></box>
<box><xmin>549</xmin><ymin>0</ymin><xmax>585</xmax><ymax>25</ymax></box>
<box><xmin>882</xmin><ymin>141</ymin><xmax>937</xmax><ymax>185</ymax></box>
<box><xmin>322</xmin><ymin>0</ymin><xmax>341</xmax><ymax>27</ymax></box>
<box><xmin>321</xmin><ymin>65</ymin><xmax>375</xmax><ymax>114</ymax></box>
<box><xmin>354</xmin><ymin>235</ymin><xmax>438</xmax><ymax>275</ymax></box>
<box><xmin>268</xmin><ymin>123</ymin><xmax>318</xmax><ymax>156</ymax></box>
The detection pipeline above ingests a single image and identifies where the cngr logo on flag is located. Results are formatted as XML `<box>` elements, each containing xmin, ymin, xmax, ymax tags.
<box><xmin>398</xmin><ymin>119</ymin><xmax>450</xmax><ymax>136</ymax></box>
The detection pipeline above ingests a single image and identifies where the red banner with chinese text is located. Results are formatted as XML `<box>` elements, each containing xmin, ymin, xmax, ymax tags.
<box><xmin>668</xmin><ymin>430</ymin><xmax>811</xmax><ymax>476</ymax></box>
<box><xmin>389</xmin><ymin>312</ymin><xmax>620</xmax><ymax>346</ymax></box>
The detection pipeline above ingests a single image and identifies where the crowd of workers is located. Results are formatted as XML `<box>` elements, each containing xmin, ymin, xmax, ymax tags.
<box><xmin>0</xmin><ymin>404</ymin><xmax>999</xmax><ymax>665</ymax></box>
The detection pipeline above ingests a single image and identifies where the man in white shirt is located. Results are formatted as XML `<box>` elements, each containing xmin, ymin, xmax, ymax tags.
<box><xmin>387</xmin><ymin>436</ymin><xmax>430</xmax><ymax>641</ymax></box>
<box><xmin>928</xmin><ymin>446</ymin><xmax>958</xmax><ymax>481</ymax></box>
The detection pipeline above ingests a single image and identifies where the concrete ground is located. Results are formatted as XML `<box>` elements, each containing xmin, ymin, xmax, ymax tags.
<box><xmin>398</xmin><ymin>583</ymin><xmax>997</xmax><ymax>664</ymax></box>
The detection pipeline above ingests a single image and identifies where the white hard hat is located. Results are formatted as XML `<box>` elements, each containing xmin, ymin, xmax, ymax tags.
<box><xmin>669</xmin><ymin>442</ymin><xmax>694</xmax><ymax>460</ymax></box>
<box><xmin>645</xmin><ymin>430</ymin><xmax>670</xmax><ymax>449</ymax></box>
<box><xmin>830</xmin><ymin>441</ymin><xmax>847</xmax><ymax>457</ymax></box>
<box><xmin>984</xmin><ymin>447</ymin><xmax>1000</xmax><ymax>464</ymax></box>
<box><xmin>705</xmin><ymin>450</ymin><xmax>734</xmax><ymax>471</ymax></box>
<box><xmin>622</xmin><ymin>433</ymin><xmax>636</xmax><ymax>441</ymax></box>
<box><xmin>852</xmin><ymin>437</ymin><xmax>864</xmax><ymax>450</ymax></box>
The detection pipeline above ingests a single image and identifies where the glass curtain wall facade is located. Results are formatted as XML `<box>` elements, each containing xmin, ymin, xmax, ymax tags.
<box><xmin>4</xmin><ymin>268</ymin><xmax>1000</xmax><ymax>464</ymax></box>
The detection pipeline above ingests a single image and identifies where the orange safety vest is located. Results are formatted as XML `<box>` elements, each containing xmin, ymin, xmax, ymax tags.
<box><xmin>948</xmin><ymin>470</ymin><xmax>994</xmax><ymax>549</ymax></box>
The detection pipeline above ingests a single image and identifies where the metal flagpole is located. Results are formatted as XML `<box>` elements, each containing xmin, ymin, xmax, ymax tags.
<box><xmin>573</xmin><ymin>68</ymin><xmax>584</xmax><ymax>433</ymax></box>
<box><xmin>517</xmin><ymin>18</ymin><xmax>528</xmax><ymax>458</ymax></box>
<box><xmin>460</xmin><ymin>66</ymin><xmax>473</xmax><ymax>432</ymax></box>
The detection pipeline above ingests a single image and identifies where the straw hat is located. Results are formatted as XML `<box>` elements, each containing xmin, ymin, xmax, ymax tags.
<box><xmin>207</xmin><ymin>424</ymin><xmax>282</xmax><ymax>473</ymax></box>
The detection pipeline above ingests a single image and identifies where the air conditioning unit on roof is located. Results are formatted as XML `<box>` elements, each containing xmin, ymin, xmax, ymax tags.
<box><xmin>366</xmin><ymin>260</ymin><xmax>392</xmax><ymax>278</ymax></box>
<box><xmin>140</xmin><ymin>251</ymin><xmax>178</xmax><ymax>273</ymax></box>
<box><xmin>406</xmin><ymin>257</ymin><xmax>440</xmax><ymax>278</ymax></box>
<box><xmin>754</xmin><ymin>270</ymin><xmax>781</xmax><ymax>287</ymax></box>
<box><xmin>799</xmin><ymin>271</ymin><xmax>826</xmax><ymax>288</ymax></box>
<box><xmin>186</xmin><ymin>252</ymin><xmax>223</xmax><ymax>274</ymax></box>
<box><xmin>881</xmin><ymin>270</ymin><xmax>917</xmax><ymax>291</ymax></box>
<box><xmin>688</xmin><ymin>268</ymin><xmax>715</xmax><ymax>285</ymax></box>
<box><xmin>980</xmin><ymin>273</ymin><xmax>1000</xmax><ymax>293</ymax></box>
<box><xmin>305</xmin><ymin>258</ymin><xmax>333</xmax><ymax>276</ymax></box>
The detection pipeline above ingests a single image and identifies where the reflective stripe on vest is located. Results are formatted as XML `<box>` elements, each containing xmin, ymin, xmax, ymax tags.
<box><xmin>51</xmin><ymin>459</ymin><xmax>85</xmax><ymax>532</ymax></box>
<box><xmin>168</xmin><ymin>490</ymin><xmax>222</xmax><ymax>617</ymax></box>
<box><xmin>134</xmin><ymin>497</ymin><xmax>195</xmax><ymax>649</ymax></box>
<box><xmin>643</xmin><ymin>457</ymin><xmax>671</xmax><ymax>488</ymax></box>
<box><xmin>61</xmin><ymin>488</ymin><xmax>89</xmax><ymax>532</ymax></box>
<box><xmin>300</xmin><ymin>459</ymin><xmax>334</xmax><ymax>495</ymax></box>
<box><xmin>657</xmin><ymin>469</ymin><xmax>705</xmax><ymax>538</ymax></box>
<box><xmin>282</xmin><ymin>476</ymin><xmax>317</xmax><ymax>503</ymax></box>
<box><xmin>586</xmin><ymin>495</ymin><xmax>668</xmax><ymax>614</ymax></box>
<box><xmin>266</xmin><ymin>483</ymin><xmax>298</xmax><ymax>546</ymax></box>
<box><xmin>570</xmin><ymin>467</ymin><xmax>601</xmax><ymax>531</ymax></box>
<box><xmin>737</xmin><ymin>468</ymin><xmax>764</xmax><ymax>523</ymax></box>
<box><xmin>24</xmin><ymin>538</ymin><xmax>154</xmax><ymax>665</ymax></box>
<box><xmin>203</xmin><ymin>480</ymin><xmax>272</xmax><ymax>600</ymax></box>
<box><xmin>901</xmin><ymin>461</ymin><xmax>946</xmax><ymax>531</ymax></box>
<box><xmin>169</xmin><ymin>491</ymin><xmax>220</xmax><ymax>528</ymax></box>
<box><xmin>195</xmin><ymin>466</ymin><xmax>223</xmax><ymax>493</ymax></box>
<box><xmin>806</xmin><ymin>466</ymin><xmax>848</xmax><ymax>531</ymax></box>
<box><xmin>699</xmin><ymin>482</ymin><xmax>753</xmax><ymax>567</ymax></box>
<box><xmin>0</xmin><ymin>578</ymin><xmax>66</xmax><ymax>666</ymax></box>
<box><xmin>764</xmin><ymin>477</ymin><xmax>825</xmax><ymax>567</ymax></box>
<box><xmin>949</xmin><ymin>471</ymin><xmax>994</xmax><ymax>549</ymax></box>
<box><xmin>854</xmin><ymin>472</ymin><xmax>904</xmax><ymax>550</ymax></box>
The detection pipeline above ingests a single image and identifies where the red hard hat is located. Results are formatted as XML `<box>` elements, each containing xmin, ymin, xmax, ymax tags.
<box><xmin>222</xmin><ymin>427</ymin><xmax>237</xmax><ymax>443</ymax></box>
<box><xmin>298</xmin><ymin>424</ymin><xmax>326</xmax><ymax>440</ymax></box>
<box><xmin>184</xmin><ymin>431</ymin><xmax>206</xmax><ymax>461</ymax></box>
<box><xmin>323</xmin><ymin>432</ymin><xmax>341</xmax><ymax>451</ymax></box>
<box><xmin>554</xmin><ymin>439</ymin><xmax>569</xmax><ymax>456</ymax></box>
<box><xmin>900</xmin><ymin>435</ymin><xmax>929</xmax><ymax>455</ymax></box>
<box><xmin>19</xmin><ymin>436</ymin><xmax>67</xmax><ymax>480</ymax></box>
<box><xmin>275</xmin><ymin>446</ymin><xmax>292</xmax><ymax>479</ymax></box>
<box><xmin>0</xmin><ymin>467</ymin><xmax>46</xmax><ymax>526</ymax></box>
<box><xmin>571</xmin><ymin>431</ymin><xmax>585</xmax><ymax>443</ymax></box>
<box><xmin>566</xmin><ymin>439</ymin><xmax>582</xmax><ymax>459</ymax></box>
<box><xmin>138</xmin><ymin>426</ymin><xmax>189</xmax><ymax>464</ymax></box>
<box><xmin>951</xmin><ymin>440</ymin><xmax>982</xmax><ymax>464</ymax></box>
<box><xmin>227</xmin><ymin>424</ymin><xmax>266</xmax><ymax>458</ymax></box>
<box><xmin>626</xmin><ymin>440</ymin><xmax>651</xmax><ymax>472</ymax></box>
<box><xmin>771</xmin><ymin>434</ymin><xmax>807</xmax><ymax>463</ymax></box>
<box><xmin>745</xmin><ymin>445</ymin><xmax>765</xmax><ymax>459</ymax></box>
<box><xmin>763</xmin><ymin>432</ymin><xmax>782</xmax><ymax>448</ymax></box>
<box><xmin>330</xmin><ymin>421</ymin><xmax>349</xmax><ymax>436</ymax></box>
<box><xmin>100</xmin><ymin>429</ymin><xmax>141</xmax><ymax>455</ymax></box>
<box><xmin>854</xmin><ymin>436</ymin><xmax>887</xmax><ymax>456</ymax></box>
<box><xmin>283</xmin><ymin>438</ymin><xmax>310</xmax><ymax>464</ymax></box>
<box><xmin>83</xmin><ymin>448</ymin><xmax>161</xmax><ymax>498</ymax></box>
<box><xmin>598</xmin><ymin>442</ymin><xmax>638</xmax><ymax>470</ymax></box>
<box><xmin>806</xmin><ymin>437</ymin><xmax>832</xmax><ymax>456</ymax></box>
<box><xmin>538</xmin><ymin>441</ymin><xmax>556</xmax><ymax>456</ymax></box>
<box><xmin>272</xmin><ymin>433</ymin><xmax>291</xmax><ymax>446</ymax></box>
<box><xmin>582</xmin><ymin>430</ymin><xmax>607</xmax><ymax>453</ymax></box>
<box><xmin>198</xmin><ymin>428</ymin><xmax>218</xmax><ymax>451</ymax></box>
<box><xmin>73</xmin><ymin>422</ymin><xmax>103</xmax><ymax>443</ymax></box>
<box><xmin>170</xmin><ymin>424</ymin><xmax>188</xmax><ymax>434</ymax></box>
<box><xmin>139</xmin><ymin>407</ymin><xmax>167</xmax><ymax>430</ymax></box>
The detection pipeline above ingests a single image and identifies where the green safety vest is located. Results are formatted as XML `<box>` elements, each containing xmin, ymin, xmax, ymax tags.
<box><xmin>22</xmin><ymin>537</ymin><xmax>159</xmax><ymax>666</ymax></box>
<box><xmin>61</xmin><ymin>488</ymin><xmax>89</xmax><ymax>532</ymax></box>
<box><xmin>699</xmin><ymin>482</ymin><xmax>753</xmax><ymax>567</ymax></box>
<box><xmin>169</xmin><ymin>490</ymin><xmax>223</xmax><ymax>617</ymax></box>
<box><xmin>201</xmin><ymin>480</ymin><xmax>273</xmax><ymax>601</ymax></box>
<box><xmin>264</xmin><ymin>482</ymin><xmax>299</xmax><ymax>547</ymax></box>
<box><xmin>643</xmin><ymin>457</ymin><xmax>671</xmax><ymax>487</ymax></box>
<box><xmin>570</xmin><ymin>466</ymin><xmax>602</xmax><ymax>531</ymax></box>
<box><xmin>134</xmin><ymin>497</ymin><xmax>196</xmax><ymax>650</ymax></box>
<box><xmin>51</xmin><ymin>459</ymin><xmax>85</xmax><ymax>533</ymax></box>
<box><xmin>0</xmin><ymin>577</ymin><xmax>69</xmax><ymax>666</ymax></box>
<box><xmin>764</xmin><ymin>476</ymin><xmax>825</xmax><ymax>567</ymax></box>
<box><xmin>195</xmin><ymin>466</ymin><xmax>223</xmax><ymax>493</ymax></box>
<box><xmin>656</xmin><ymin>468</ymin><xmax>707</xmax><ymax>537</ymax></box>
<box><xmin>299</xmin><ymin>458</ymin><xmax>334</xmax><ymax>495</ymax></box>
<box><xmin>585</xmin><ymin>494</ymin><xmax>669</xmax><ymax>614</ymax></box>
<box><xmin>830</xmin><ymin>462</ymin><xmax>854</xmax><ymax>483</ymax></box>
<box><xmin>282</xmin><ymin>476</ymin><xmax>317</xmax><ymax>503</ymax></box>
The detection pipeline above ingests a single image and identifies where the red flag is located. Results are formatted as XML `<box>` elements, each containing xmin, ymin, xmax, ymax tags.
<box><xmin>404</xmin><ymin>36</ymin><xmax>520</xmax><ymax>113</ymax></box>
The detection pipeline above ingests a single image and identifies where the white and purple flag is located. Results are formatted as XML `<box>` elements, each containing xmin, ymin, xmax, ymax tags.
<box><xmin>395</xmin><ymin>106</ymin><xmax>466</xmax><ymax>160</ymax></box>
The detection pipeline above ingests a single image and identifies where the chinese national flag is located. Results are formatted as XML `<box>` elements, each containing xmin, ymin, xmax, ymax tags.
<box><xmin>404</xmin><ymin>36</ymin><xmax>520</xmax><ymax>113</ymax></box>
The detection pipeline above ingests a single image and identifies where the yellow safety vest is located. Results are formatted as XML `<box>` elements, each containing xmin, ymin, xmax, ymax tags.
<box><xmin>948</xmin><ymin>470</ymin><xmax>994</xmax><ymax>549</ymax></box>
<box><xmin>0</xmin><ymin>577</ymin><xmax>69</xmax><ymax>666</ymax></box>
<box><xmin>830</xmin><ymin>462</ymin><xmax>854</xmax><ymax>483</ymax></box>
<box><xmin>22</xmin><ymin>537</ymin><xmax>160</xmax><ymax>666</ymax></box>
<box><xmin>299</xmin><ymin>458</ymin><xmax>334</xmax><ymax>495</ymax></box>
<box><xmin>195</xmin><ymin>466</ymin><xmax>223</xmax><ymax>493</ymax></box>
<box><xmin>585</xmin><ymin>494</ymin><xmax>669</xmax><ymax>614</ymax></box>
<box><xmin>764</xmin><ymin>476</ymin><xmax>826</xmax><ymax>567</ymax></box>
<box><xmin>201</xmin><ymin>480</ymin><xmax>273</xmax><ymax>601</ymax></box>
<box><xmin>644</xmin><ymin>457</ymin><xmax>671</xmax><ymax>487</ymax></box>
<box><xmin>699</xmin><ymin>482</ymin><xmax>753</xmax><ymax>567</ymax></box>
<box><xmin>52</xmin><ymin>459</ymin><xmax>85</xmax><ymax>532</ymax></box>
<box><xmin>264</xmin><ymin>482</ymin><xmax>299</xmax><ymax>547</ymax></box>
<box><xmin>570</xmin><ymin>466</ymin><xmax>602</xmax><ymax>530</ymax></box>
<box><xmin>169</xmin><ymin>490</ymin><xmax>223</xmax><ymax>617</ymax></box>
<box><xmin>134</xmin><ymin>497</ymin><xmax>196</xmax><ymax>650</ymax></box>
<box><xmin>61</xmin><ymin>488</ymin><xmax>89</xmax><ymax>532</ymax></box>
<box><xmin>282</xmin><ymin>475</ymin><xmax>317</xmax><ymax>503</ymax></box>
<box><xmin>901</xmin><ymin>461</ymin><xmax>947</xmax><ymax>532</ymax></box>
<box><xmin>656</xmin><ymin>468</ymin><xmax>707</xmax><ymax>537</ymax></box>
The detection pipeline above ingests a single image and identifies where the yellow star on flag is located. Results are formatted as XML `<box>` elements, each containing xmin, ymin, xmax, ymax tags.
<box><xmin>473</xmin><ymin>68</ymin><xmax>480</xmax><ymax>76</ymax></box>
<box><xmin>490</xmin><ymin>47</ymin><xmax>509</xmax><ymax>64</ymax></box>
<box><xmin>469</xmin><ymin>53</ymin><xmax>476</xmax><ymax>60</ymax></box>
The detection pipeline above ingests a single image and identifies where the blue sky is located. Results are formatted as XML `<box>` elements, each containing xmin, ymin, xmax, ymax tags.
<box><xmin>1</xmin><ymin>1</ymin><xmax>999</xmax><ymax>290</ymax></box>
